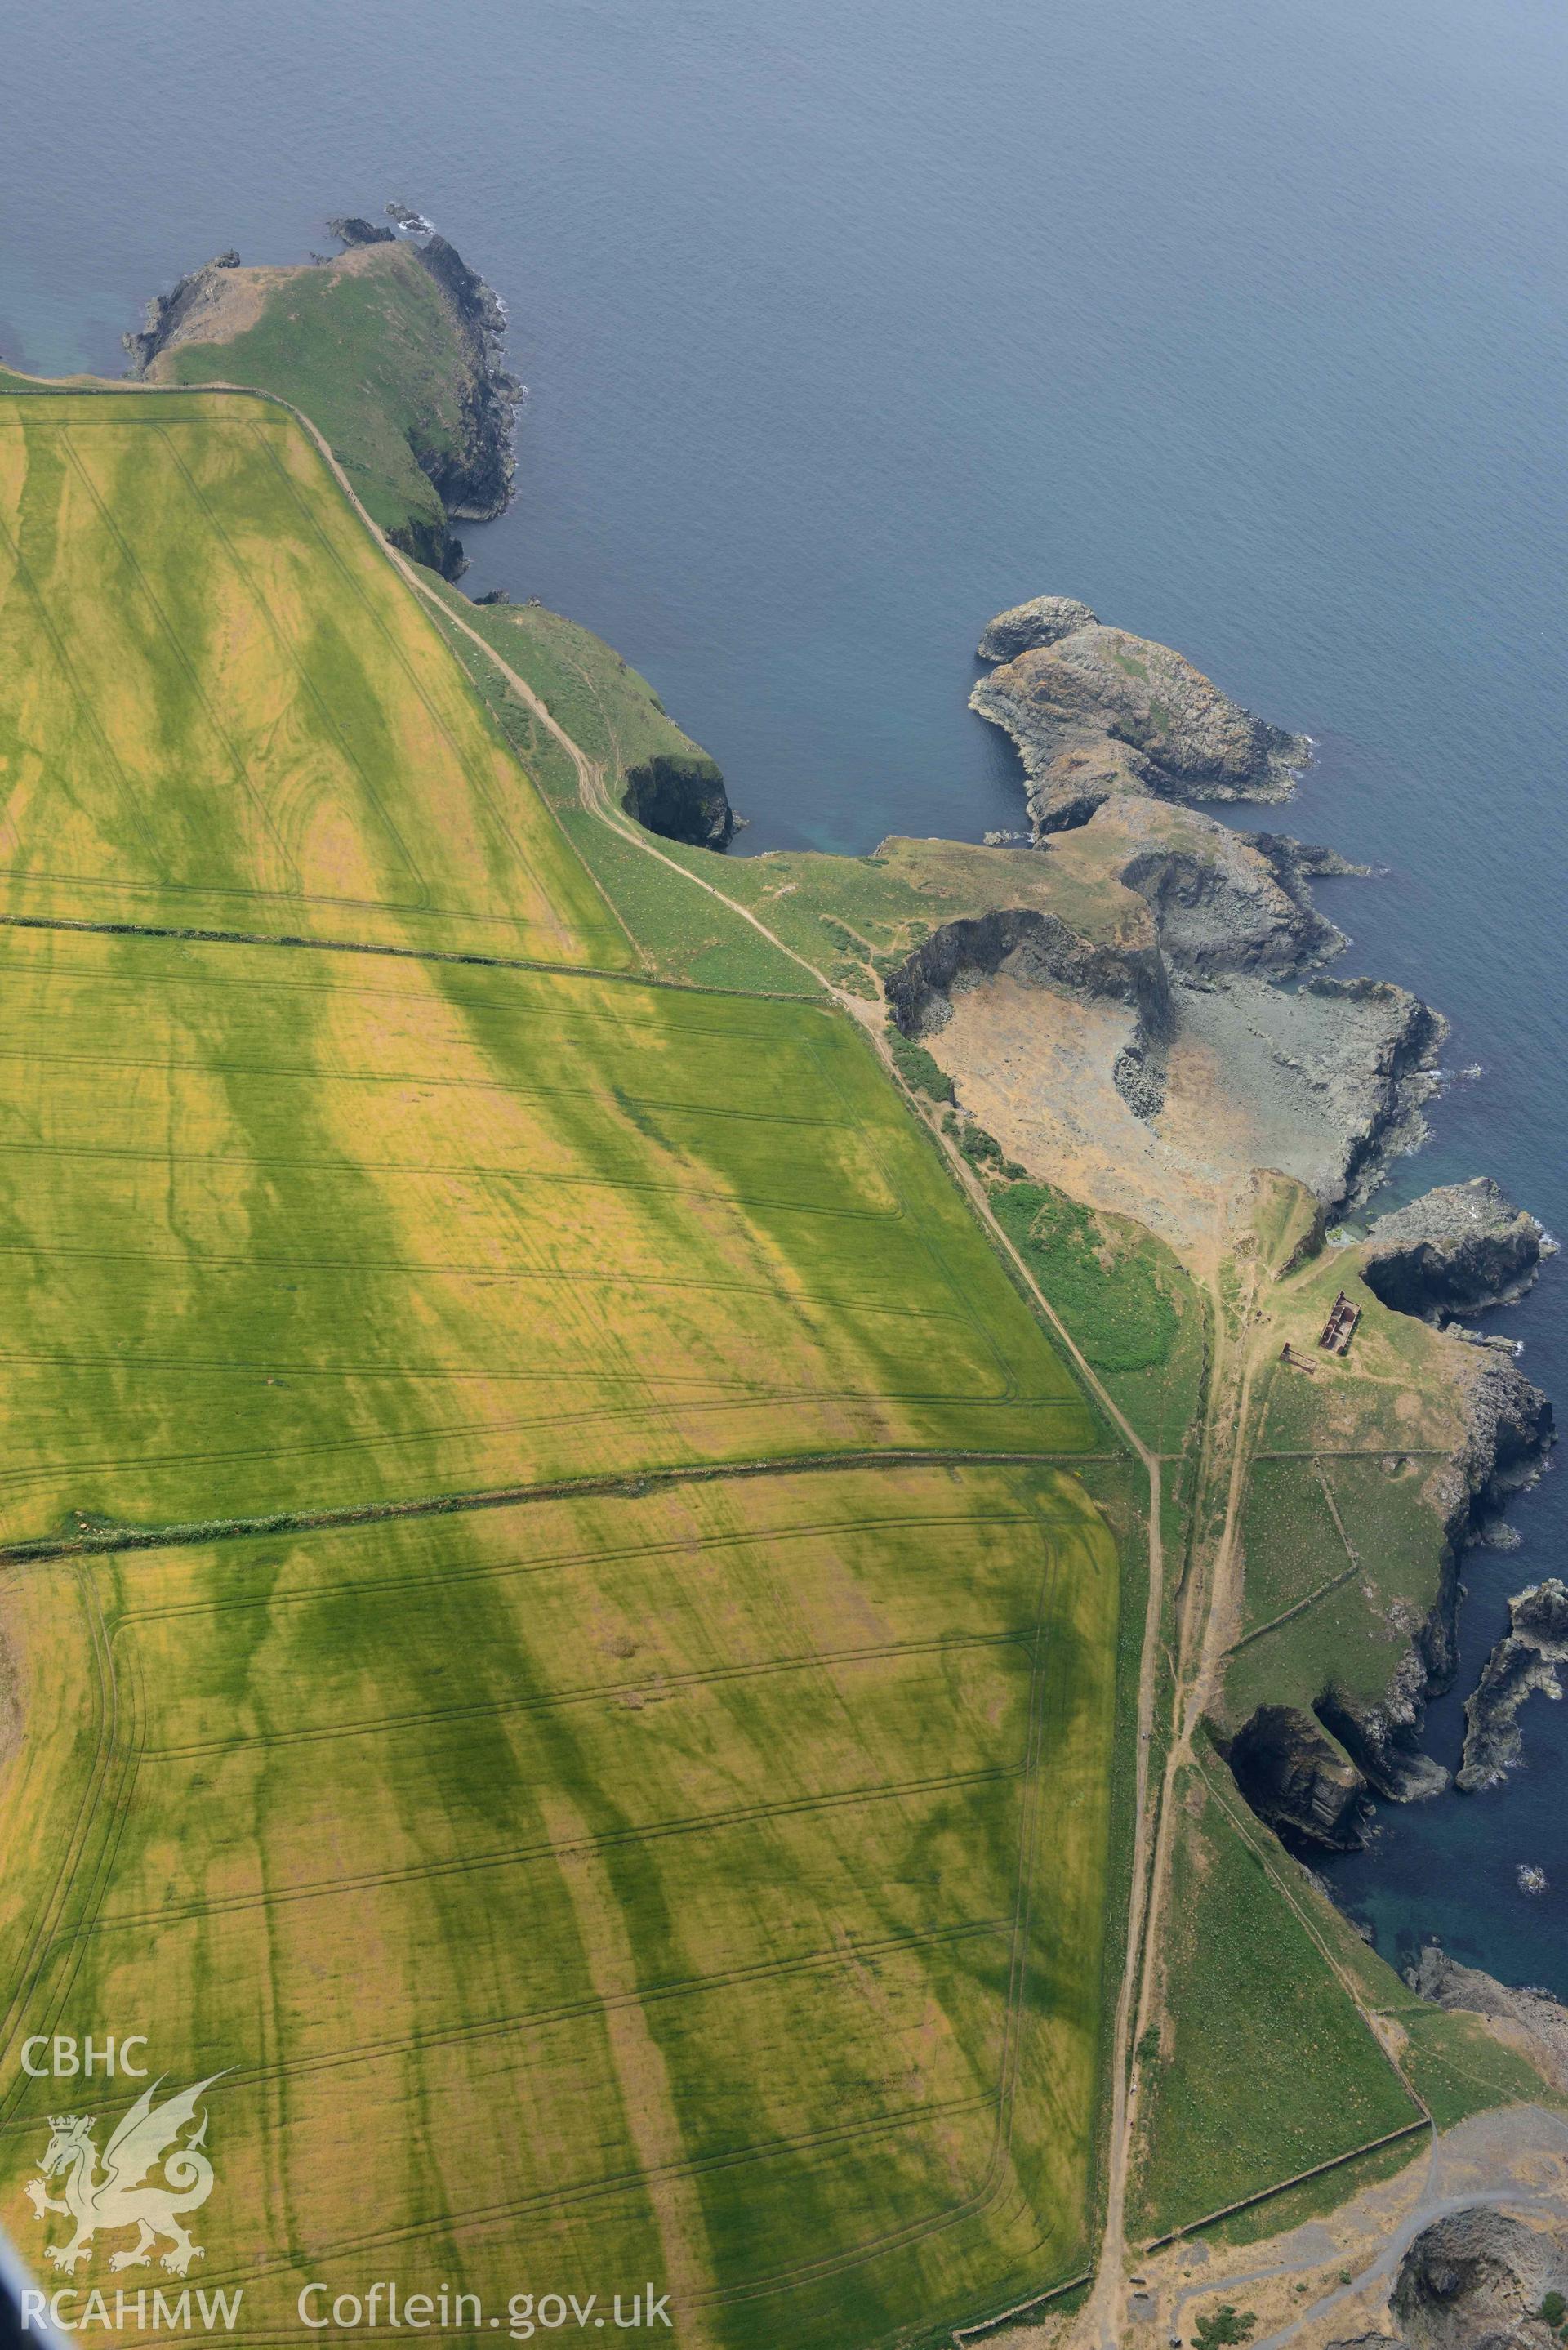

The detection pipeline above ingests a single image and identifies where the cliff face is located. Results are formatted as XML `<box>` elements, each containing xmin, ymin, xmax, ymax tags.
<box><xmin>1226</xmin><ymin>1706</ymin><xmax>1372</xmax><ymax>1850</ymax></box>
<box><xmin>885</xmin><ymin>903</ymin><xmax>1171</xmax><ymax>1042</ymax></box>
<box><xmin>621</xmin><ymin>754</ymin><xmax>733</xmax><ymax>850</ymax></box>
<box><xmin>969</xmin><ymin>603</ymin><xmax>1310</xmax><ymax>834</ymax></box>
<box><xmin>403</xmin><ymin>232</ymin><xmax>522</xmax><ymax>527</ymax></box>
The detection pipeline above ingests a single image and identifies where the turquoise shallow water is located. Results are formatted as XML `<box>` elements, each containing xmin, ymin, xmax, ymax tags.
<box><xmin>3</xmin><ymin>0</ymin><xmax>1567</xmax><ymax>1989</ymax></box>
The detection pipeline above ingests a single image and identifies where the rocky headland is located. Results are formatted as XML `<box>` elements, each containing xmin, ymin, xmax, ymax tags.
<box><xmin>1364</xmin><ymin>1179</ymin><xmax>1553</xmax><ymax>1321</ymax></box>
<box><xmin>969</xmin><ymin>597</ymin><xmax>1310</xmax><ymax>833</ymax></box>
<box><xmin>893</xmin><ymin>618</ymin><xmax>1444</xmax><ymax>1235</ymax></box>
<box><xmin>124</xmin><ymin>207</ymin><xmax>523</xmax><ymax>577</ymax></box>
<box><xmin>1459</xmin><ymin>1579</ymin><xmax>1568</xmax><ymax>1792</ymax></box>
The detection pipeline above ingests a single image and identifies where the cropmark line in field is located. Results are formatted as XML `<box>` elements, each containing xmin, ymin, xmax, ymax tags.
<box><xmin>0</xmin><ymin>1446</ymin><xmax>1111</xmax><ymax>1567</ymax></box>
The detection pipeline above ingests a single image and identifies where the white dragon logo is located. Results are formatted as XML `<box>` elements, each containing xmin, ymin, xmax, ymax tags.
<box><xmin>24</xmin><ymin>2073</ymin><xmax>224</xmax><ymax>2276</ymax></box>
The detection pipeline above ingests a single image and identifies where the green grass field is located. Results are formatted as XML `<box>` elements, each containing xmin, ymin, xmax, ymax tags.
<box><xmin>0</xmin><ymin>386</ymin><xmax>1127</xmax><ymax>2345</ymax></box>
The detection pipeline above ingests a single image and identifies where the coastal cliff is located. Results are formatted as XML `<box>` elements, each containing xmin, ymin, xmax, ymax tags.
<box><xmin>1226</xmin><ymin>1342</ymin><xmax>1552</xmax><ymax>1851</ymax></box>
<box><xmin>923</xmin><ymin>600</ymin><xmax>1559</xmax><ymax>1873</ymax></box>
<box><xmin>1406</xmin><ymin>1945</ymin><xmax>1568</xmax><ymax>2093</ymax></box>
<box><xmin>387</xmin><ymin>226</ymin><xmax>522</xmax><ymax>528</ymax></box>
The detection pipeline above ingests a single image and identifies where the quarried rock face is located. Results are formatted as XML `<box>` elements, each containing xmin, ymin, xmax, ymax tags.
<box><xmin>1392</xmin><ymin>2208</ymin><xmax>1568</xmax><ymax>2350</ymax></box>
<box><xmin>884</xmin><ymin>903</ymin><xmax>1170</xmax><ymax>1046</ymax></box>
<box><xmin>969</xmin><ymin>601</ymin><xmax>1310</xmax><ymax>833</ymax></box>
<box><xmin>1225</xmin><ymin>1706</ymin><xmax>1372</xmax><ymax>1850</ymax></box>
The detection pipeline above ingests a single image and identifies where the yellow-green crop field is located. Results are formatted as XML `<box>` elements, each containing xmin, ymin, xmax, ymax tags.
<box><xmin>0</xmin><ymin>390</ymin><xmax>1125</xmax><ymax>2346</ymax></box>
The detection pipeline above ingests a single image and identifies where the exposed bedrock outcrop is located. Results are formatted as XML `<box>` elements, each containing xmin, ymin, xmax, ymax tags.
<box><xmin>1170</xmin><ymin>973</ymin><xmax>1445</xmax><ymax>1217</ymax></box>
<box><xmin>969</xmin><ymin>600</ymin><xmax>1311</xmax><ymax>834</ymax></box>
<box><xmin>1318</xmin><ymin>1632</ymin><xmax>1454</xmax><ymax>1805</ymax></box>
<box><xmin>976</xmin><ymin>595</ymin><xmax>1098</xmax><ymax>661</ymax></box>
<box><xmin>1459</xmin><ymin>1578</ymin><xmax>1568</xmax><ymax>1793</ymax></box>
<box><xmin>1311</xmin><ymin>980</ymin><xmax>1450</xmax><ymax>1214</ymax></box>
<box><xmin>1225</xmin><ymin>1706</ymin><xmax>1373</xmax><ymax>1851</ymax></box>
<box><xmin>1363</xmin><ymin>1179</ymin><xmax>1552</xmax><ymax>1321</ymax></box>
<box><xmin>122</xmin><ymin>250</ymin><xmax>243</xmax><ymax>373</ymax></box>
<box><xmin>1118</xmin><ymin>821</ymin><xmax>1353</xmax><ymax>978</ymax></box>
<box><xmin>326</xmin><ymin>216</ymin><xmax>395</xmax><ymax>247</ymax></box>
<box><xmin>1407</xmin><ymin>1944</ymin><xmax>1568</xmax><ymax>2093</ymax></box>
<box><xmin>621</xmin><ymin>754</ymin><xmax>733</xmax><ymax>850</ymax></box>
<box><xmin>1448</xmin><ymin>1349</ymin><xmax>1556</xmax><ymax>1525</ymax></box>
<box><xmin>1392</xmin><ymin>2207</ymin><xmax>1568</xmax><ymax>2350</ymax></box>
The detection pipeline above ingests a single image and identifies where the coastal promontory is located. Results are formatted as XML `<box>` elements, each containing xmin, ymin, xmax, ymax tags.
<box><xmin>970</xmin><ymin>599</ymin><xmax>1310</xmax><ymax>832</ymax></box>
<box><xmin>1363</xmin><ymin>1177</ymin><xmax>1552</xmax><ymax>1320</ymax></box>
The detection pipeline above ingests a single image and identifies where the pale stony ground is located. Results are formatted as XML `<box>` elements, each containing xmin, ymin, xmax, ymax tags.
<box><xmin>933</xmin><ymin>974</ymin><xmax>1274</xmax><ymax>1262</ymax></box>
<box><xmin>933</xmin><ymin>969</ymin><xmax>1434</xmax><ymax>1269</ymax></box>
<box><xmin>984</xmin><ymin>2109</ymin><xmax>1568</xmax><ymax>2350</ymax></box>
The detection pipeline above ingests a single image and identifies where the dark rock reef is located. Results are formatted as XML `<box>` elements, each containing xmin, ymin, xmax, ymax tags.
<box><xmin>970</xmin><ymin>599</ymin><xmax>1310</xmax><ymax>833</ymax></box>
<box><xmin>621</xmin><ymin>754</ymin><xmax>733</xmax><ymax>851</ymax></box>
<box><xmin>1363</xmin><ymin>1179</ymin><xmax>1552</xmax><ymax>1321</ymax></box>
<box><xmin>1459</xmin><ymin>1578</ymin><xmax>1568</xmax><ymax>1793</ymax></box>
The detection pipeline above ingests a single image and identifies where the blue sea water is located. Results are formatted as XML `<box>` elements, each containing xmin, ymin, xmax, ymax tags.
<box><xmin>2</xmin><ymin>0</ymin><xmax>1566</xmax><ymax>1989</ymax></box>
